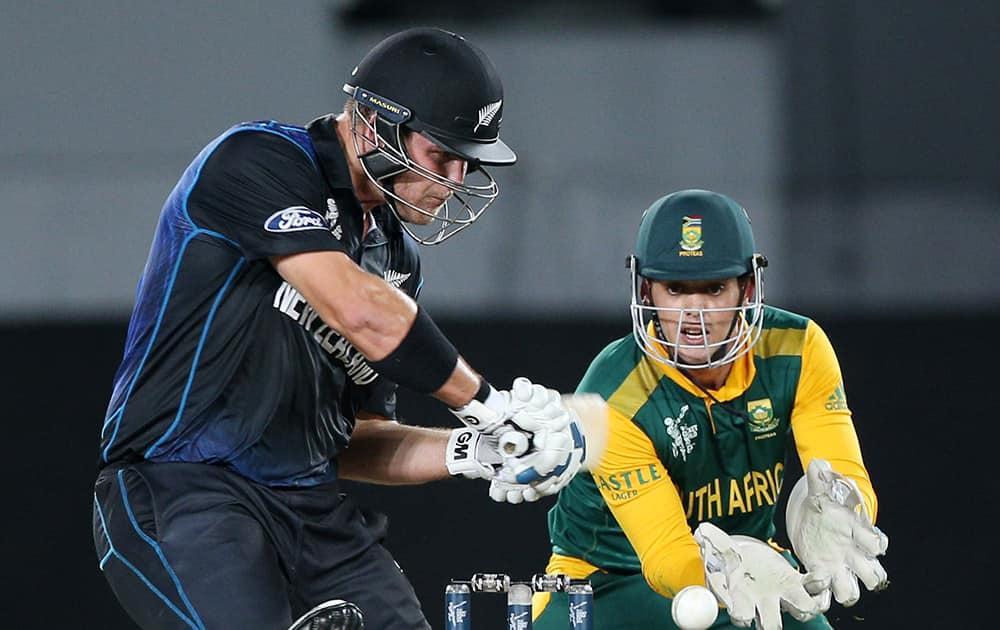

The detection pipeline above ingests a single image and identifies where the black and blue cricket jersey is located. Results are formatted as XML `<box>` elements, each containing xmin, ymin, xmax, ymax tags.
<box><xmin>99</xmin><ymin>115</ymin><xmax>423</xmax><ymax>487</ymax></box>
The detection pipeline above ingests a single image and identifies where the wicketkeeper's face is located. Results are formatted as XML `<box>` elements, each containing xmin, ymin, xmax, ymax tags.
<box><xmin>647</xmin><ymin>277</ymin><xmax>748</xmax><ymax>365</ymax></box>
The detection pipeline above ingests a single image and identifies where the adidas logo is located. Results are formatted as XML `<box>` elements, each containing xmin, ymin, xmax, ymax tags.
<box><xmin>383</xmin><ymin>269</ymin><xmax>411</xmax><ymax>288</ymax></box>
<box><xmin>825</xmin><ymin>385</ymin><xmax>848</xmax><ymax>411</ymax></box>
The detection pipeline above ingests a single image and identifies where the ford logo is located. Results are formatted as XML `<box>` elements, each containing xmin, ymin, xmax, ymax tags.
<box><xmin>264</xmin><ymin>207</ymin><xmax>328</xmax><ymax>233</ymax></box>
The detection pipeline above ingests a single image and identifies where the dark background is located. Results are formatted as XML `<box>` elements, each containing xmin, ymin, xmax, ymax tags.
<box><xmin>4</xmin><ymin>312</ymin><xmax>990</xmax><ymax>628</ymax></box>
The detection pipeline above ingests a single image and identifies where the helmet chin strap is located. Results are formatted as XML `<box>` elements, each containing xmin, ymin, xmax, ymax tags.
<box><xmin>706</xmin><ymin>276</ymin><xmax>752</xmax><ymax>363</ymax></box>
<box><xmin>358</xmin><ymin>116</ymin><xmax>408</xmax><ymax>183</ymax></box>
<box><xmin>353</xmin><ymin>112</ymin><xmax>419</xmax><ymax>231</ymax></box>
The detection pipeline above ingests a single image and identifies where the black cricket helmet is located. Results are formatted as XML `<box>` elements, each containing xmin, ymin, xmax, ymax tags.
<box><xmin>343</xmin><ymin>27</ymin><xmax>516</xmax><ymax>244</ymax></box>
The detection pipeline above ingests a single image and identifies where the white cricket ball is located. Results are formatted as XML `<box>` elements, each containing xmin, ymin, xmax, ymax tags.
<box><xmin>671</xmin><ymin>585</ymin><xmax>718</xmax><ymax>630</ymax></box>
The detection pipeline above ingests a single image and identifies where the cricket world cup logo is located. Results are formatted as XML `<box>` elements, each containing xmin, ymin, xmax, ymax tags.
<box><xmin>508</xmin><ymin>611</ymin><xmax>530</xmax><ymax>630</ymax></box>
<box><xmin>448</xmin><ymin>600</ymin><xmax>468</xmax><ymax>625</ymax></box>
<box><xmin>664</xmin><ymin>404</ymin><xmax>699</xmax><ymax>461</ymax></box>
<box><xmin>569</xmin><ymin>601</ymin><xmax>590</xmax><ymax>628</ymax></box>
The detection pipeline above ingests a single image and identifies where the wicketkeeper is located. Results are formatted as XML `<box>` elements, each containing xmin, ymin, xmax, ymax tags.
<box><xmin>530</xmin><ymin>189</ymin><xmax>888</xmax><ymax>629</ymax></box>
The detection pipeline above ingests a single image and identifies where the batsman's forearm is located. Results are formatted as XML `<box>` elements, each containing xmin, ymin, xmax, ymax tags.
<box><xmin>272</xmin><ymin>250</ymin><xmax>482</xmax><ymax>408</ymax></box>
<box><xmin>339</xmin><ymin>419</ymin><xmax>452</xmax><ymax>484</ymax></box>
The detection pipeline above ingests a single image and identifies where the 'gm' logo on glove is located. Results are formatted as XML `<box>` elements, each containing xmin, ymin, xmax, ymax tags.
<box><xmin>451</xmin><ymin>430</ymin><xmax>473</xmax><ymax>461</ymax></box>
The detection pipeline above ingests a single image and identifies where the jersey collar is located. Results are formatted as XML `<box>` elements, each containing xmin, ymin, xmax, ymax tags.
<box><xmin>306</xmin><ymin>114</ymin><xmax>354</xmax><ymax>190</ymax></box>
<box><xmin>644</xmin><ymin>322</ymin><xmax>757</xmax><ymax>402</ymax></box>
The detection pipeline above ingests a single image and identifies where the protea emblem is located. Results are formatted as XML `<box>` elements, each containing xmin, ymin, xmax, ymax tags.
<box><xmin>680</xmin><ymin>215</ymin><xmax>704</xmax><ymax>252</ymax></box>
<box><xmin>746</xmin><ymin>398</ymin><xmax>779</xmax><ymax>433</ymax></box>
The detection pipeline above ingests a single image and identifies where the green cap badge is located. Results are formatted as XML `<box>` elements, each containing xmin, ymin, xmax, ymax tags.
<box><xmin>635</xmin><ymin>189</ymin><xmax>757</xmax><ymax>281</ymax></box>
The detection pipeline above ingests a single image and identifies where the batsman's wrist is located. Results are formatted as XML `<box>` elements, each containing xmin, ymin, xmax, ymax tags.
<box><xmin>445</xmin><ymin>428</ymin><xmax>499</xmax><ymax>479</ymax></box>
<box><xmin>472</xmin><ymin>376</ymin><xmax>492</xmax><ymax>404</ymax></box>
<box><xmin>445</xmin><ymin>428</ymin><xmax>476</xmax><ymax>477</ymax></box>
<box><xmin>450</xmin><ymin>379</ymin><xmax>506</xmax><ymax>433</ymax></box>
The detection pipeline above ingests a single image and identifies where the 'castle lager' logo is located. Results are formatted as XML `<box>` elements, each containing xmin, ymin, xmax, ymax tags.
<box><xmin>679</xmin><ymin>215</ymin><xmax>704</xmax><ymax>256</ymax></box>
<box><xmin>746</xmin><ymin>398</ymin><xmax>779</xmax><ymax>433</ymax></box>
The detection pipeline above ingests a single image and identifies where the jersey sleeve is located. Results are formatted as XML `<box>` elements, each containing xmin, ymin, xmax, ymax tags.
<box><xmin>188</xmin><ymin>130</ymin><xmax>349</xmax><ymax>261</ymax></box>
<box><xmin>591</xmin><ymin>405</ymin><xmax>706</xmax><ymax>597</ymax></box>
<box><xmin>791</xmin><ymin>320</ymin><xmax>878</xmax><ymax>521</ymax></box>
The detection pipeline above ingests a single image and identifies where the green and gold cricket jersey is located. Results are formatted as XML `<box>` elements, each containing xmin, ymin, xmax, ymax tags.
<box><xmin>544</xmin><ymin>305</ymin><xmax>877</xmax><ymax>598</ymax></box>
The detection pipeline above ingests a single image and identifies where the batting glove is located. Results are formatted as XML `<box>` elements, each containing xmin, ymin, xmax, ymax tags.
<box><xmin>695</xmin><ymin>522</ymin><xmax>824</xmax><ymax>630</ymax></box>
<box><xmin>445</xmin><ymin>428</ymin><xmax>503</xmax><ymax>480</ymax></box>
<box><xmin>785</xmin><ymin>458</ymin><xmax>889</xmax><ymax>607</ymax></box>
<box><xmin>496</xmin><ymin>413</ymin><xmax>584</xmax><ymax>485</ymax></box>
<box><xmin>487</xmin><ymin>479</ymin><xmax>539</xmax><ymax>504</ymax></box>
<box><xmin>449</xmin><ymin>380</ymin><xmax>510</xmax><ymax>435</ymax></box>
<box><xmin>485</xmin><ymin>414</ymin><xmax>585</xmax><ymax>504</ymax></box>
<box><xmin>451</xmin><ymin>377</ymin><xmax>585</xmax><ymax>492</ymax></box>
<box><xmin>450</xmin><ymin>377</ymin><xmax>563</xmax><ymax>436</ymax></box>
<box><xmin>486</xmin><ymin>450</ymin><xmax>582</xmax><ymax>504</ymax></box>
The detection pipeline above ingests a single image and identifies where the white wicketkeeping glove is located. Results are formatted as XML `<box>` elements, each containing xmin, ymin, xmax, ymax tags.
<box><xmin>694</xmin><ymin>522</ymin><xmax>824</xmax><ymax>630</ymax></box>
<box><xmin>785</xmin><ymin>458</ymin><xmax>889</xmax><ymax>608</ymax></box>
<box><xmin>445</xmin><ymin>428</ymin><xmax>503</xmax><ymax>480</ymax></box>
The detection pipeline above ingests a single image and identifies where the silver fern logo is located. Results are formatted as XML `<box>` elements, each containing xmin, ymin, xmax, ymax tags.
<box><xmin>383</xmin><ymin>270</ymin><xmax>411</xmax><ymax>288</ymax></box>
<box><xmin>474</xmin><ymin>99</ymin><xmax>502</xmax><ymax>132</ymax></box>
<box><xmin>325</xmin><ymin>198</ymin><xmax>342</xmax><ymax>239</ymax></box>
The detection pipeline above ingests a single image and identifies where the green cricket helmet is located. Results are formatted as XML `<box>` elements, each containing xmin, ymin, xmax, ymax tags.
<box><xmin>628</xmin><ymin>189</ymin><xmax>768</xmax><ymax>369</ymax></box>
